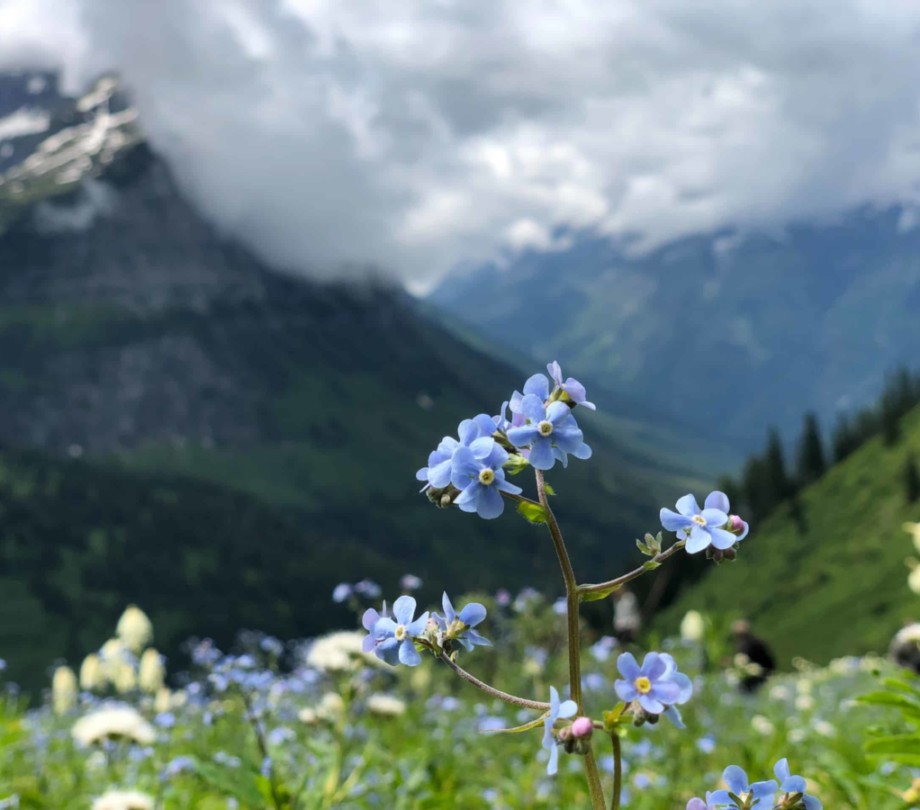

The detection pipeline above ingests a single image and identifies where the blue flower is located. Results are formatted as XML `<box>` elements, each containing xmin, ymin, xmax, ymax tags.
<box><xmin>416</xmin><ymin>414</ymin><xmax>497</xmax><ymax>490</ymax></box>
<box><xmin>686</xmin><ymin>794</ymin><xmax>718</xmax><ymax>810</ymax></box>
<box><xmin>450</xmin><ymin>438</ymin><xmax>522</xmax><ymax>519</ymax></box>
<box><xmin>542</xmin><ymin>686</ymin><xmax>577</xmax><ymax>776</ymax></box>
<box><xmin>369</xmin><ymin>596</ymin><xmax>430</xmax><ymax>667</ymax></box>
<box><xmin>660</xmin><ymin>492</ymin><xmax>734</xmax><ymax>554</ymax></box>
<box><xmin>614</xmin><ymin>651</ymin><xmax>692</xmax><ymax>716</ymax></box>
<box><xmin>436</xmin><ymin>592</ymin><xmax>491</xmax><ymax>651</ymax></box>
<box><xmin>547</xmin><ymin>361</ymin><xmax>596</xmax><ymax>410</ymax></box>
<box><xmin>710</xmin><ymin>765</ymin><xmax>777</xmax><ymax>809</ymax></box>
<box><xmin>775</xmin><ymin>759</ymin><xmax>822</xmax><ymax>810</ymax></box>
<box><xmin>506</xmin><ymin>395</ymin><xmax>591</xmax><ymax>470</ymax></box>
<box><xmin>361</xmin><ymin>602</ymin><xmax>398</xmax><ymax>664</ymax></box>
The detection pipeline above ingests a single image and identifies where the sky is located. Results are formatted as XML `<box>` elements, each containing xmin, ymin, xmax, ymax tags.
<box><xmin>2</xmin><ymin>0</ymin><xmax>920</xmax><ymax>291</ymax></box>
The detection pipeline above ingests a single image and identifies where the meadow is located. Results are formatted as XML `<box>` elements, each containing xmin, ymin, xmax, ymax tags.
<box><xmin>1</xmin><ymin>593</ymin><xmax>917</xmax><ymax>809</ymax></box>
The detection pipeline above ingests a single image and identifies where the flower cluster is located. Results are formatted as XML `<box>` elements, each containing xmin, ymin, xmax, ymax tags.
<box><xmin>688</xmin><ymin>759</ymin><xmax>822</xmax><ymax>809</ymax></box>
<box><xmin>661</xmin><ymin>491</ymin><xmax>749</xmax><ymax>557</ymax></box>
<box><xmin>614</xmin><ymin>651</ymin><xmax>693</xmax><ymax>727</ymax></box>
<box><xmin>416</xmin><ymin>362</ymin><xmax>594</xmax><ymax>518</ymax></box>
<box><xmin>362</xmin><ymin>593</ymin><xmax>491</xmax><ymax>667</ymax></box>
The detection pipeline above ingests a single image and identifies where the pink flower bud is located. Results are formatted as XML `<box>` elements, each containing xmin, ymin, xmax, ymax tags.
<box><xmin>729</xmin><ymin>515</ymin><xmax>745</xmax><ymax>533</ymax></box>
<box><xmin>570</xmin><ymin>716</ymin><xmax>593</xmax><ymax>739</ymax></box>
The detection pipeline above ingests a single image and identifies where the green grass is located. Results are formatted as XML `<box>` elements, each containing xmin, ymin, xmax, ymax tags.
<box><xmin>660</xmin><ymin>403</ymin><xmax>920</xmax><ymax>666</ymax></box>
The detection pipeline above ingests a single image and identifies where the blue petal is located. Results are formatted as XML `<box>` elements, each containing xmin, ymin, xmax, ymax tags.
<box><xmin>685</xmin><ymin>525</ymin><xmax>713</xmax><ymax>554</ymax></box>
<box><xmin>722</xmin><ymin>766</ymin><xmax>749</xmax><ymax>795</ymax></box>
<box><xmin>427</xmin><ymin>457</ymin><xmax>453</xmax><ymax>489</ymax></box>
<box><xmin>547</xmin><ymin>361</ymin><xmax>563</xmax><ymax>385</ymax></box>
<box><xmin>528</xmin><ymin>437</ymin><xmax>556</xmax><ymax>470</ymax></box>
<box><xmin>523</xmin><ymin>373</ymin><xmax>551</xmax><ymax>400</ymax></box>
<box><xmin>469</xmin><ymin>436</ymin><xmax>495</xmax><ymax>459</ymax></box>
<box><xmin>548</xmin><ymin>686</ymin><xmax>560</xmax><ymax>715</ymax></box>
<box><xmin>617</xmin><ymin>652</ymin><xmax>640</xmax><ymax>680</ymax></box>
<box><xmin>455</xmin><ymin>483</ymin><xmax>480</xmax><ymax>511</ymax></box>
<box><xmin>507</xmin><ymin>424</ymin><xmax>540</xmax><ymax>447</ymax></box>
<box><xmin>614</xmin><ymin>679</ymin><xmax>638</xmax><ymax>702</ymax></box>
<box><xmin>458</xmin><ymin>602</ymin><xmax>487</xmax><ymax>627</ymax></box>
<box><xmin>519</xmin><ymin>393</ymin><xmax>547</xmax><ymax>423</ymax></box>
<box><xmin>558</xmin><ymin>699</ymin><xmax>577</xmax><ymax>719</ymax></box>
<box><xmin>476</xmin><ymin>486</ymin><xmax>504</xmax><ymax>519</ymax></box>
<box><xmin>709</xmin><ymin>527</ymin><xmax>737</xmax><ymax>550</ymax></box>
<box><xmin>405</xmin><ymin>611</ymin><xmax>430</xmax><ymax>636</ymax></box>
<box><xmin>676</xmin><ymin>494</ymin><xmax>701</xmax><ymax>516</ymax></box>
<box><xmin>642</xmin><ymin>652</ymin><xmax>666</xmax><ymax>680</ymax></box>
<box><xmin>663</xmin><ymin>705</ymin><xmax>685</xmax><ymax>729</ymax></box>
<box><xmin>398</xmin><ymin>639</ymin><xmax>421</xmax><ymax>667</ymax></box>
<box><xmin>661</xmin><ymin>509</ymin><xmax>694</xmax><ymax>532</ymax></box>
<box><xmin>701</xmin><ymin>508</ymin><xmax>728</xmax><ymax>527</ymax></box>
<box><xmin>546</xmin><ymin>742</ymin><xmax>559</xmax><ymax>776</ymax></box>
<box><xmin>392</xmin><ymin>596</ymin><xmax>416</xmax><ymax>626</ymax></box>
<box><xmin>804</xmin><ymin>797</ymin><xmax>822</xmax><ymax>810</ymax></box>
<box><xmin>750</xmin><ymin>780</ymin><xmax>778</xmax><ymax>803</ymax></box>
<box><xmin>546</xmin><ymin>400</ymin><xmax>573</xmax><ymax>425</ymax></box>
<box><xmin>496</xmin><ymin>477</ymin><xmax>523</xmax><ymax>496</ymax></box>
<box><xmin>441</xmin><ymin>592</ymin><xmax>455</xmax><ymax>623</ymax></box>
<box><xmin>704</xmin><ymin>490</ymin><xmax>731</xmax><ymax>512</ymax></box>
<box><xmin>782</xmin><ymin>776</ymin><xmax>806</xmax><ymax>793</ymax></box>
<box><xmin>637</xmin><ymin>693</ymin><xmax>665</xmax><ymax>714</ymax></box>
<box><xmin>571</xmin><ymin>441</ymin><xmax>592</xmax><ymax>459</ymax></box>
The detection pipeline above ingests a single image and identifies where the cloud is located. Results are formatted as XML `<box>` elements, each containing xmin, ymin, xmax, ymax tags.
<box><xmin>3</xmin><ymin>0</ymin><xmax>920</xmax><ymax>290</ymax></box>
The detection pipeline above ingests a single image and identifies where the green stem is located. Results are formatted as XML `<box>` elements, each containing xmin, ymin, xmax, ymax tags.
<box><xmin>578</xmin><ymin>540</ymin><xmax>686</xmax><ymax>596</ymax></box>
<box><xmin>610</xmin><ymin>733</ymin><xmax>622</xmax><ymax>810</ymax></box>
<box><xmin>439</xmin><ymin>653</ymin><xmax>551</xmax><ymax>710</ymax></box>
<box><xmin>534</xmin><ymin>469</ymin><xmax>606</xmax><ymax>809</ymax></box>
<box><xmin>241</xmin><ymin>690</ymin><xmax>285</xmax><ymax>810</ymax></box>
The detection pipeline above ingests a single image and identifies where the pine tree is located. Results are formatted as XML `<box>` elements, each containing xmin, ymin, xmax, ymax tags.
<box><xmin>905</xmin><ymin>454</ymin><xmax>920</xmax><ymax>504</ymax></box>
<box><xmin>765</xmin><ymin>428</ymin><xmax>792</xmax><ymax>506</ymax></box>
<box><xmin>795</xmin><ymin>412</ymin><xmax>826</xmax><ymax>485</ymax></box>
<box><xmin>832</xmin><ymin>414</ymin><xmax>857</xmax><ymax>463</ymax></box>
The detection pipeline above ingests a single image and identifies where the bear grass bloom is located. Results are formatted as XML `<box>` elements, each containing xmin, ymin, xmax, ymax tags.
<box><xmin>660</xmin><ymin>491</ymin><xmax>737</xmax><ymax>554</ymax></box>
<box><xmin>506</xmin><ymin>394</ymin><xmax>591</xmax><ymax>470</ymax></box>
<box><xmin>542</xmin><ymin>686</ymin><xmax>577</xmax><ymax>776</ymax></box>
<box><xmin>614</xmin><ymin>651</ymin><xmax>693</xmax><ymax>718</ymax></box>
<box><xmin>436</xmin><ymin>592</ymin><xmax>491</xmax><ymax>651</ymax></box>
<box><xmin>709</xmin><ymin>765</ymin><xmax>777</xmax><ymax>809</ymax></box>
<box><xmin>367</xmin><ymin>596</ymin><xmax>429</xmax><ymax>667</ymax></box>
<box><xmin>451</xmin><ymin>438</ymin><xmax>522</xmax><ymax>519</ymax></box>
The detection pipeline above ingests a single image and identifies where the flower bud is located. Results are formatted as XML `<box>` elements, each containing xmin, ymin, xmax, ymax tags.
<box><xmin>728</xmin><ymin>515</ymin><xmax>746</xmax><ymax>534</ymax></box>
<box><xmin>570</xmin><ymin>716</ymin><xmax>593</xmax><ymax>739</ymax></box>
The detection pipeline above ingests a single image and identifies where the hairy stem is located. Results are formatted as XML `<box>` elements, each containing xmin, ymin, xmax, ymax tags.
<box><xmin>535</xmin><ymin>469</ymin><xmax>606</xmax><ymax>808</ymax></box>
<box><xmin>534</xmin><ymin>469</ymin><xmax>582</xmax><ymax>707</ymax></box>
<box><xmin>610</xmin><ymin>733</ymin><xmax>622</xmax><ymax>810</ymax></box>
<box><xmin>578</xmin><ymin>539</ymin><xmax>687</xmax><ymax>596</ymax></box>
<box><xmin>439</xmin><ymin>653</ymin><xmax>550</xmax><ymax>710</ymax></box>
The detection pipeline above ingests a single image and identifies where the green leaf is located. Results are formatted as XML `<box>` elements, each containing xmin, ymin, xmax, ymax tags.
<box><xmin>642</xmin><ymin>560</ymin><xmax>661</xmax><ymax>571</ymax></box>
<box><xmin>516</xmin><ymin>501</ymin><xmax>548</xmax><ymax>524</ymax></box>
<box><xmin>865</xmin><ymin>732</ymin><xmax>920</xmax><ymax>760</ymax></box>
<box><xmin>581</xmin><ymin>584</ymin><xmax>620</xmax><ymax>602</ymax></box>
<box><xmin>855</xmin><ymin>690</ymin><xmax>920</xmax><ymax>719</ymax></box>
<box><xmin>543</xmin><ymin>483</ymin><xmax>556</xmax><ymax>496</ymax></box>
<box><xmin>481</xmin><ymin>714</ymin><xmax>548</xmax><ymax>735</ymax></box>
<box><xmin>636</xmin><ymin>538</ymin><xmax>651</xmax><ymax>556</ymax></box>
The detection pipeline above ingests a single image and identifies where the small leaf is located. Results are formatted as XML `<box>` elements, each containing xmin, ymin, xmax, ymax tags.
<box><xmin>517</xmin><ymin>501</ymin><xmax>548</xmax><ymax>524</ymax></box>
<box><xmin>642</xmin><ymin>560</ymin><xmax>661</xmax><ymax>571</ymax></box>
<box><xmin>581</xmin><ymin>584</ymin><xmax>621</xmax><ymax>602</ymax></box>
<box><xmin>544</xmin><ymin>483</ymin><xmax>556</xmax><ymax>496</ymax></box>
<box><xmin>636</xmin><ymin>538</ymin><xmax>652</xmax><ymax>556</ymax></box>
<box><xmin>482</xmin><ymin>714</ymin><xmax>548</xmax><ymax>735</ymax></box>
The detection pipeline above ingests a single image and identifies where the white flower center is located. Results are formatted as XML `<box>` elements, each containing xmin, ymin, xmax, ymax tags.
<box><xmin>394</xmin><ymin>625</ymin><xmax>407</xmax><ymax>640</ymax></box>
<box><xmin>538</xmin><ymin>420</ymin><xmax>554</xmax><ymax>437</ymax></box>
<box><xmin>691</xmin><ymin>514</ymin><xmax>707</xmax><ymax>527</ymax></box>
<box><xmin>478</xmin><ymin>468</ymin><xmax>495</xmax><ymax>485</ymax></box>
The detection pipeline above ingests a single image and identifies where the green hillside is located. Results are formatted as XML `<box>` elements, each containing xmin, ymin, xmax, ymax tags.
<box><xmin>659</xmin><ymin>403</ymin><xmax>920</xmax><ymax>666</ymax></box>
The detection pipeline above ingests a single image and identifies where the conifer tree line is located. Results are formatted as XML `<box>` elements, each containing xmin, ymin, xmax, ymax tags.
<box><xmin>718</xmin><ymin>367</ymin><xmax>920</xmax><ymax>523</ymax></box>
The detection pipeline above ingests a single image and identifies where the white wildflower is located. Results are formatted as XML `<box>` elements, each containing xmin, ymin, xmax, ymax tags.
<box><xmin>79</xmin><ymin>654</ymin><xmax>107</xmax><ymax>691</ymax></box>
<box><xmin>72</xmin><ymin>704</ymin><xmax>155</xmax><ymax>746</ymax></box>
<box><xmin>750</xmin><ymin>714</ymin><xmax>775</xmax><ymax>735</ymax></box>
<box><xmin>306</xmin><ymin>631</ymin><xmax>369</xmax><ymax>672</ymax></box>
<box><xmin>680</xmin><ymin>610</ymin><xmax>705</xmax><ymax>643</ymax></box>
<box><xmin>367</xmin><ymin>694</ymin><xmax>406</xmax><ymax>717</ymax></box>
<box><xmin>92</xmin><ymin>790</ymin><xmax>154</xmax><ymax>810</ymax></box>
<box><xmin>52</xmin><ymin>666</ymin><xmax>78</xmax><ymax>715</ymax></box>
<box><xmin>138</xmin><ymin>649</ymin><xmax>165</xmax><ymax>694</ymax></box>
<box><xmin>116</xmin><ymin>606</ymin><xmax>153</xmax><ymax>653</ymax></box>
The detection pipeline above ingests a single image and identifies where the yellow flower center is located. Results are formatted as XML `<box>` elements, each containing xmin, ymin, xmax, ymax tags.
<box><xmin>635</xmin><ymin>676</ymin><xmax>652</xmax><ymax>694</ymax></box>
<box><xmin>538</xmin><ymin>420</ymin><xmax>554</xmax><ymax>437</ymax></box>
<box><xmin>394</xmin><ymin>625</ymin><xmax>407</xmax><ymax>641</ymax></box>
<box><xmin>478</xmin><ymin>468</ymin><xmax>495</xmax><ymax>485</ymax></box>
<box><xmin>692</xmin><ymin>514</ymin><xmax>707</xmax><ymax>527</ymax></box>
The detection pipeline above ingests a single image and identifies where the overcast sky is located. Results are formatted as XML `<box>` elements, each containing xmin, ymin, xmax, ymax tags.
<box><xmin>2</xmin><ymin>0</ymin><xmax>920</xmax><ymax>290</ymax></box>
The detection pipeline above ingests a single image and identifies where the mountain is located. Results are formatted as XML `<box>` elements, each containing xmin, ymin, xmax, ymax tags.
<box><xmin>0</xmin><ymin>71</ymin><xmax>717</xmax><ymax>687</ymax></box>
<box><xmin>657</xmin><ymin>401</ymin><xmax>920</xmax><ymax>666</ymax></box>
<box><xmin>430</xmin><ymin>216</ymin><xmax>920</xmax><ymax>451</ymax></box>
